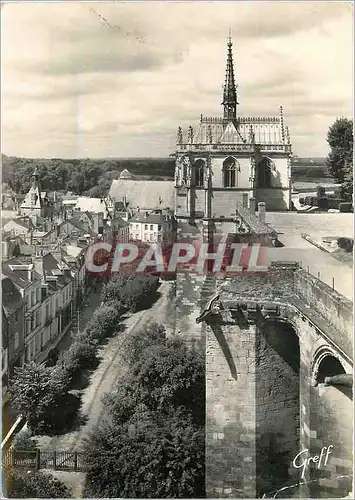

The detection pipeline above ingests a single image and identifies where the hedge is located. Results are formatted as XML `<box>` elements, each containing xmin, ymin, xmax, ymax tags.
<box><xmin>339</xmin><ymin>202</ymin><xmax>353</xmax><ymax>213</ymax></box>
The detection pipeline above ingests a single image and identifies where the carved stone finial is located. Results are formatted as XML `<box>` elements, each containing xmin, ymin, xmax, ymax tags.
<box><xmin>177</xmin><ymin>126</ymin><xmax>183</xmax><ymax>145</ymax></box>
<box><xmin>188</xmin><ymin>125</ymin><xmax>194</xmax><ymax>144</ymax></box>
<box><xmin>249</xmin><ymin>125</ymin><xmax>255</xmax><ymax>143</ymax></box>
<box><xmin>207</xmin><ymin>125</ymin><xmax>213</xmax><ymax>144</ymax></box>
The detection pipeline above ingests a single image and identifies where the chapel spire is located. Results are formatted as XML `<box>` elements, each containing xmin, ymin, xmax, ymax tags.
<box><xmin>222</xmin><ymin>34</ymin><xmax>238</xmax><ymax>121</ymax></box>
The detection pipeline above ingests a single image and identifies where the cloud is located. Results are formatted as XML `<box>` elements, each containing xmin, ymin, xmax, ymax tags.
<box><xmin>2</xmin><ymin>1</ymin><xmax>353</xmax><ymax>158</ymax></box>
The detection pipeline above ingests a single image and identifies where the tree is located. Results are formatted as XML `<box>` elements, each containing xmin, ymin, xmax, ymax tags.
<box><xmin>12</xmin><ymin>429</ymin><xmax>37</xmax><ymax>451</ymax></box>
<box><xmin>84</xmin><ymin>408</ymin><xmax>205</xmax><ymax>499</ymax></box>
<box><xmin>83</xmin><ymin>325</ymin><xmax>205</xmax><ymax>498</ymax></box>
<box><xmin>101</xmin><ymin>275</ymin><xmax>159</xmax><ymax>312</ymax></box>
<box><xmin>120</xmin><ymin>322</ymin><xmax>167</xmax><ymax>365</ymax></box>
<box><xmin>105</xmin><ymin>338</ymin><xmax>205</xmax><ymax>426</ymax></box>
<box><xmin>5</xmin><ymin>469</ymin><xmax>71</xmax><ymax>498</ymax></box>
<box><xmin>9</xmin><ymin>362</ymin><xmax>61</xmax><ymax>432</ymax></box>
<box><xmin>87</xmin><ymin>303</ymin><xmax>124</xmax><ymax>340</ymax></box>
<box><xmin>326</xmin><ymin>118</ymin><xmax>353</xmax><ymax>201</ymax></box>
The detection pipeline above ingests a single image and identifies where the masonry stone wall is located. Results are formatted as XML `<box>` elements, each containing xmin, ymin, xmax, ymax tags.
<box><xmin>255</xmin><ymin>321</ymin><xmax>300</xmax><ymax>497</ymax></box>
<box><xmin>206</xmin><ymin>320</ymin><xmax>257</xmax><ymax>498</ymax></box>
<box><xmin>255</xmin><ymin>188</ymin><xmax>290</xmax><ymax>211</ymax></box>
<box><xmin>295</xmin><ymin>314</ymin><xmax>353</xmax><ymax>498</ymax></box>
<box><xmin>211</xmin><ymin>191</ymin><xmax>251</xmax><ymax>218</ymax></box>
<box><xmin>173</xmin><ymin>235</ymin><xmax>353</xmax><ymax>499</ymax></box>
<box><xmin>294</xmin><ymin>270</ymin><xmax>353</xmax><ymax>343</ymax></box>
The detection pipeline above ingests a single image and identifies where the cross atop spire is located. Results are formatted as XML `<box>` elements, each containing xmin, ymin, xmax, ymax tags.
<box><xmin>222</xmin><ymin>34</ymin><xmax>238</xmax><ymax>121</ymax></box>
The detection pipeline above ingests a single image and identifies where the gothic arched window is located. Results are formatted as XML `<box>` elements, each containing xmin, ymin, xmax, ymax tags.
<box><xmin>222</xmin><ymin>157</ymin><xmax>239</xmax><ymax>188</ymax></box>
<box><xmin>194</xmin><ymin>159</ymin><xmax>205</xmax><ymax>188</ymax></box>
<box><xmin>256</xmin><ymin>157</ymin><xmax>272</xmax><ymax>188</ymax></box>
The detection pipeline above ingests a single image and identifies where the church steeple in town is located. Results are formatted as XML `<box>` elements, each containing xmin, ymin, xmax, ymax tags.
<box><xmin>222</xmin><ymin>33</ymin><xmax>239</xmax><ymax>121</ymax></box>
<box><xmin>32</xmin><ymin>166</ymin><xmax>40</xmax><ymax>189</ymax></box>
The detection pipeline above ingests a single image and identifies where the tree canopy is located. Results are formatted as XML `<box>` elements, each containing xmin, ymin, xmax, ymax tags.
<box><xmin>83</xmin><ymin>323</ymin><xmax>205</xmax><ymax>498</ymax></box>
<box><xmin>326</xmin><ymin>118</ymin><xmax>353</xmax><ymax>201</ymax></box>
<box><xmin>2</xmin><ymin>155</ymin><xmax>174</xmax><ymax>195</ymax></box>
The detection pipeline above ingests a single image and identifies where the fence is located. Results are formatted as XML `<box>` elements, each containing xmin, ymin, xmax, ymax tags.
<box><xmin>3</xmin><ymin>449</ymin><xmax>86</xmax><ymax>472</ymax></box>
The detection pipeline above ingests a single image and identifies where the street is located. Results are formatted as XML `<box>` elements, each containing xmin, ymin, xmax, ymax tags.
<box><xmin>36</xmin><ymin>281</ymin><xmax>174</xmax><ymax>453</ymax></box>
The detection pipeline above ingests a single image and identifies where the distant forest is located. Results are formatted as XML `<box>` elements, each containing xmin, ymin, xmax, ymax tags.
<box><xmin>1</xmin><ymin>155</ymin><xmax>175</xmax><ymax>197</ymax></box>
<box><xmin>1</xmin><ymin>154</ymin><xmax>327</xmax><ymax>197</ymax></box>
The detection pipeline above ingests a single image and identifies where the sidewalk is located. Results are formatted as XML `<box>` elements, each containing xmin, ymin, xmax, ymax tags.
<box><xmin>54</xmin><ymin>286</ymin><xmax>102</xmax><ymax>356</ymax></box>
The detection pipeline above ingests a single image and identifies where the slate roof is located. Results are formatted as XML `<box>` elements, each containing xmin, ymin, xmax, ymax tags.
<box><xmin>109</xmin><ymin>179</ymin><xmax>174</xmax><ymax>210</ymax></box>
<box><xmin>41</xmin><ymin>253</ymin><xmax>72</xmax><ymax>286</ymax></box>
<box><xmin>130</xmin><ymin>212</ymin><xmax>170</xmax><ymax>224</ymax></box>
<box><xmin>2</xmin><ymin>257</ymin><xmax>41</xmax><ymax>288</ymax></box>
<box><xmin>2</xmin><ymin>275</ymin><xmax>26</xmax><ymax>317</ymax></box>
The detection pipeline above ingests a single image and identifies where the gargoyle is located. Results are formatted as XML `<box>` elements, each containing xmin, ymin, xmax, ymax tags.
<box><xmin>196</xmin><ymin>294</ymin><xmax>222</xmax><ymax>324</ymax></box>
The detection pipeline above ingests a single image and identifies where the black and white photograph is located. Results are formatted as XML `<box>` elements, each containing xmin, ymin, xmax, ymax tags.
<box><xmin>1</xmin><ymin>1</ymin><xmax>353</xmax><ymax>498</ymax></box>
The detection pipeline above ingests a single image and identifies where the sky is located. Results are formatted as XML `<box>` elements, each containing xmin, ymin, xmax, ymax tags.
<box><xmin>1</xmin><ymin>1</ymin><xmax>353</xmax><ymax>159</ymax></box>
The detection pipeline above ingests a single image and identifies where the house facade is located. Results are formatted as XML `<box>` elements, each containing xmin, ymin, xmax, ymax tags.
<box><xmin>129</xmin><ymin>210</ymin><xmax>175</xmax><ymax>243</ymax></box>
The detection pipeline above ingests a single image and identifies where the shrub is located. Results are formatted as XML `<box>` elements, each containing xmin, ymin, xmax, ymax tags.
<box><xmin>5</xmin><ymin>468</ymin><xmax>71</xmax><ymax>498</ymax></box>
<box><xmin>74</xmin><ymin>329</ymin><xmax>100</xmax><ymax>348</ymax></box>
<box><xmin>339</xmin><ymin>202</ymin><xmax>353</xmax><ymax>213</ymax></box>
<box><xmin>327</xmin><ymin>198</ymin><xmax>343</xmax><ymax>210</ymax></box>
<box><xmin>12</xmin><ymin>429</ymin><xmax>37</xmax><ymax>451</ymax></box>
<box><xmin>45</xmin><ymin>348</ymin><xmax>59</xmax><ymax>367</ymax></box>
<box><xmin>299</xmin><ymin>197</ymin><xmax>305</xmax><ymax>205</ymax></box>
<box><xmin>317</xmin><ymin>197</ymin><xmax>328</xmax><ymax>210</ymax></box>
<box><xmin>102</xmin><ymin>276</ymin><xmax>159</xmax><ymax>313</ymax></box>
<box><xmin>87</xmin><ymin>303</ymin><xmax>124</xmax><ymax>340</ymax></box>
<box><xmin>337</xmin><ymin>237</ymin><xmax>354</xmax><ymax>253</ymax></box>
<box><xmin>316</xmin><ymin>185</ymin><xmax>326</xmax><ymax>197</ymax></box>
<box><xmin>57</xmin><ymin>340</ymin><xmax>98</xmax><ymax>379</ymax></box>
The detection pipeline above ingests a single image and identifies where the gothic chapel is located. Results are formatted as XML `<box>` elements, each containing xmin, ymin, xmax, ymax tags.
<box><xmin>174</xmin><ymin>37</ymin><xmax>293</xmax><ymax>223</ymax></box>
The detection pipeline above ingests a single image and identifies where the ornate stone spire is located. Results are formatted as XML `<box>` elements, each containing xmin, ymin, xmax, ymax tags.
<box><xmin>222</xmin><ymin>34</ymin><xmax>238</xmax><ymax>120</ymax></box>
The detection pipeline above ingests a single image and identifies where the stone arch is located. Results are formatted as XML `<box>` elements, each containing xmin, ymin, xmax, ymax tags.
<box><xmin>255</xmin><ymin>156</ymin><xmax>274</xmax><ymax>188</ymax></box>
<box><xmin>222</xmin><ymin>156</ymin><xmax>240</xmax><ymax>188</ymax></box>
<box><xmin>193</xmin><ymin>158</ymin><xmax>206</xmax><ymax>188</ymax></box>
<box><xmin>311</xmin><ymin>345</ymin><xmax>347</xmax><ymax>387</ymax></box>
<box><xmin>308</xmin><ymin>346</ymin><xmax>353</xmax><ymax>497</ymax></box>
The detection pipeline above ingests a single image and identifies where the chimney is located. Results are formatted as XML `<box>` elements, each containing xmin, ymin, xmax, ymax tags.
<box><xmin>145</xmin><ymin>212</ymin><xmax>149</xmax><ymax>219</ymax></box>
<box><xmin>27</xmin><ymin>263</ymin><xmax>34</xmax><ymax>281</ymax></box>
<box><xmin>242</xmin><ymin>193</ymin><xmax>248</xmax><ymax>208</ymax></box>
<box><xmin>258</xmin><ymin>202</ymin><xmax>266</xmax><ymax>223</ymax></box>
<box><xmin>2</xmin><ymin>241</ymin><xmax>9</xmax><ymax>260</ymax></box>
<box><xmin>249</xmin><ymin>198</ymin><xmax>256</xmax><ymax>213</ymax></box>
